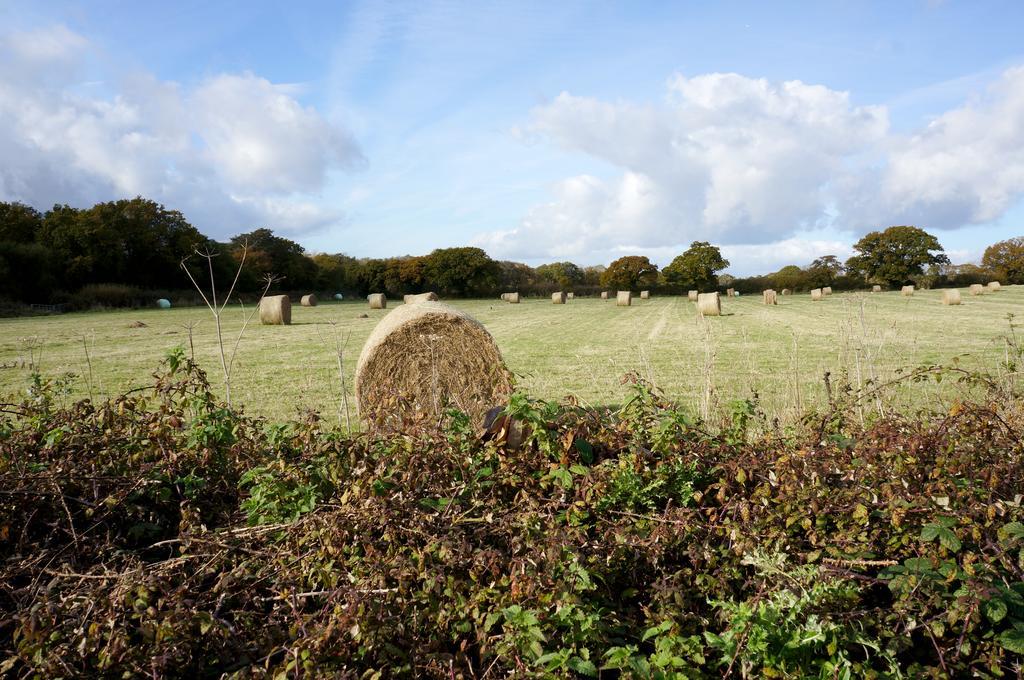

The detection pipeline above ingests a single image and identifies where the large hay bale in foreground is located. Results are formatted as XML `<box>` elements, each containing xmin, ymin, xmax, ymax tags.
<box><xmin>822</xmin><ymin>286</ymin><xmax>832</xmax><ymax>296</ymax></box>
<box><xmin>688</xmin><ymin>290</ymin><xmax>698</xmax><ymax>302</ymax></box>
<box><xmin>368</xmin><ymin>293</ymin><xmax>387</xmax><ymax>309</ymax></box>
<box><xmin>901</xmin><ymin>285</ymin><xmax>914</xmax><ymax>297</ymax></box>
<box><xmin>640</xmin><ymin>290</ymin><xmax>650</xmax><ymax>299</ymax></box>
<box><xmin>697</xmin><ymin>292</ymin><xmax>721</xmax><ymax>316</ymax></box>
<box><xmin>301</xmin><ymin>294</ymin><xmax>317</xmax><ymax>307</ymax></box>
<box><xmin>810</xmin><ymin>288</ymin><xmax>823</xmax><ymax>301</ymax></box>
<box><xmin>989</xmin><ymin>281</ymin><xmax>1002</xmax><ymax>291</ymax></box>
<box><xmin>552</xmin><ymin>291</ymin><xmax>566</xmax><ymax>304</ymax></box>
<box><xmin>616</xmin><ymin>291</ymin><xmax>631</xmax><ymax>306</ymax></box>
<box><xmin>871</xmin><ymin>285</ymin><xmax>882</xmax><ymax>293</ymax></box>
<box><xmin>969</xmin><ymin>284</ymin><xmax>984</xmax><ymax>296</ymax></box>
<box><xmin>942</xmin><ymin>289</ymin><xmax>962</xmax><ymax>305</ymax></box>
<box><xmin>763</xmin><ymin>289</ymin><xmax>777</xmax><ymax>305</ymax></box>
<box><xmin>156</xmin><ymin>298</ymin><xmax>171</xmax><ymax>309</ymax></box>
<box><xmin>404</xmin><ymin>292</ymin><xmax>439</xmax><ymax>305</ymax></box>
<box><xmin>355</xmin><ymin>301</ymin><xmax>512</xmax><ymax>429</ymax></box>
<box><xmin>259</xmin><ymin>295</ymin><xmax>291</xmax><ymax>325</ymax></box>
<box><xmin>601</xmin><ymin>291</ymin><xmax>609</xmax><ymax>300</ymax></box>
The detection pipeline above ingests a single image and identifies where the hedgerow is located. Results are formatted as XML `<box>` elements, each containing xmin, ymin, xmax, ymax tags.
<box><xmin>1</xmin><ymin>351</ymin><xmax>1023</xmax><ymax>677</ymax></box>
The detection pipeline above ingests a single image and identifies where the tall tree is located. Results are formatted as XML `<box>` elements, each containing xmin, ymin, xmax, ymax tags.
<box><xmin>662</xmin><ymin>241</ymin><xmax>730</xmax><ymax>290</ymax></box>
<box><xmin>845</xmin><ymin>226</ymin><xmax>949</xmax><ymax>287</ymax></box>
<box><xmin>230</xmin><ymin>228</ymin><xmax>317</xmax><ymax>290</ymax></box>
<box><xmin>600</xmin><ymin>255</ymin><xmax>659</xmax><ymax>290</ymax></box>
<box><xmin>804</xmin><ymin>255</ymin><xmax>844</xmax><ymax>288</ymax></box>
<box><xmin>424</xmin><ymin>247</ymin><xmax>499</xmax><ymax>296</ymax></box>
<box><xmin>982</xmin><ymin>236</ymin><xmax>1024</xmax><ymax>284</ymax></box>
<box><xmin>535</xmin><ymin>261</ymin><xmax>584</xmax><ymax>289</ymax></box>
<box><xmin>0</xmin><ymin>202</ymin><xmax>43</xmax><ymax>243</ymax></box>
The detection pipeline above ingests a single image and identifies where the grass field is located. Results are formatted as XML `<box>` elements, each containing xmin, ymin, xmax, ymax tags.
<box><xmin>1</xmin><ymin>287</ymin><xmax>1020</xmax><ymax>426</ymax></box>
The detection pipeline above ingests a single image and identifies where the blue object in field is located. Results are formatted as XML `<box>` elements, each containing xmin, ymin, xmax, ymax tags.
<box><xmin>334</xmin><ymin>293</ymin><xmax>344</xmax><ymax>300</ymax></box>
<box><xmin>157</xmin><ymin>298</ymin><xmax>171</xmax><ymax>309</ymax></box>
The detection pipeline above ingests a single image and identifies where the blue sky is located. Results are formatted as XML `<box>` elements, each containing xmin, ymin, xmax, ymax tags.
<box><xmin>1</xmin><ymin>1</ymin><xmax>1023</xmax><ymax>275</ymax></box>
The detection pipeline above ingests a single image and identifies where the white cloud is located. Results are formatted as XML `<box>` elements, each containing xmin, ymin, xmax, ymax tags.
<box><xmin>0</xmin><ymin>25</ymin><xmax>364</xmax><ymax>237</ymax></box>
<box><xmin>479</xmin><ymin>67</ymin><xmax>1024</xmax><ymax>271</ymax></box>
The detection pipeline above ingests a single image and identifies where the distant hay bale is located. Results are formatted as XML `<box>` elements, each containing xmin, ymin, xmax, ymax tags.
<box><xmin>640</xmin><ymin>290</ymin><xmax>650</xmax><ymax>299</ymax></box>
<box><xmin>688</xmin><ymin>290</ymin><xmax>698</xmax><ymax>302</ymax></box>
<box><xmin>552</xmin><ymin>291</ymin><xmax>566</xmax><ymax>304</ymax></box>
<box><xmin>762</xmin><ymin>289</ymin><xmax>777</xmax><ymax>305</ymax></box>
<box><xmin>901</xmin><ymin>285</ymin><xmax>914</xmax><ymax>297</ymax></box>
<box><xmin>601</xmin><ymin>291</ymin><xmax>609</xmax><ymax>300</ymax></box>
<box><xmin>334</xmin><ymin>293</ymin><xmax>344</xmax><ymax>300</ymax></box>
<box><xmin>567</xmin><ymin>292</ymin><xmax>575</xmax><ymax>300</ymax></box>
<box><xmin>404</xmin><ymin>292</ymin><xmax>439</xmax><ymax>305</ymax></box>
<box><xmin>368</xmin><ymin>293</ymin><xmax>387</xmax><ymax>309</ymax></box>
<box><xmin>697</xmin><ymin>292</ymin><xmax>721</xmax><ymax>316</ymax></box>
<box><xmin>811</xmin><ymin>288</ymin><xmax>823</xmax><ymax>301</ymax></box>
<box><xmin>128</xmin><ymin>320</ymin><xmax>147</xmax><ymax>328</ymax></box>
<box><xmin>355</xmin><ymin>301</ymin><xmax>513</xmax><ymax>430</ymax></box>
<box><xmin>156</xmin><ymin>298</ymin><xmax>171</xmax><ymax>309</ymax></box>
<box><xmin>969</xmin><ymin>283</ymin><xmax>984</xmax><ymax>295</ymax></box>
<box><xmin>942</xmin><ymin>289</ymin><xmax>962</xmax><ymax>305</ymax></box>
<box><xmin>726</xmin><ymin>288</ymin><xmax>735</xmax><ymax>298</ymax></box>
<box><xmin>616</xmin><ymin>291</ymin><xmax>632</xmax><ymax>306</ymax></box>
<box><xmin>871</xmin><ymin>285</ymin><xmax>882</xmax><ymax>293</ymax></box>
<box><xmin>822</xmin><ymin>286</ymin><xmax>832</xmax><ymax>296</ymax></box>
<box><xmin>781</xmin><ymin>289</ymin><xmax>791</xmax><ymax>296</ymax></box>
<box><xmin>503</xmin><ymin>292</ymin><xmax>521</xmax><ymax>304</ymax></box>
<box><xmin>259</xmin><ymin>295</ymin><xmax>291</xmax><ymax>325</ymax></box>
<box><xmin>301</xmin><ymin>294</ymin><xmax>317</xmax><ymax>307</ymax></box>
<box><xmin>989</xmin><ymin>281</ymin><xmax>1002</xmax><ymax>291</ymax></box>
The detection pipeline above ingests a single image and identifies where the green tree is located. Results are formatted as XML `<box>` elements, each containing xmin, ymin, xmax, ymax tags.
<box><xmin>804</xmin><ymin>255</ymin><xmax>844</xmax><ymax>288</ymax></box>
<box><xmin>772</xmin><ymin>265</ymin><xmax>806</xmax><ymax>291</ymax></box>
<box><xmin>535</xmin><ymin>261</ymin><xmax>584</xmax><ymax>289</ymax></box>
<box><xmin>231</xmin><ymin>228</ymin><xmax>317</xmax><ymax>291</ymax></box>
<box><xmin>982</xmin><ymin>236</ymin><xmax>1024</xmax><ymax>284</ymax></box>
<box><xmin>0</xmin><ymin>202</ymin><xmax>43</xmax><ymax>243</ymax></box>
<box><xmin>845</xmin><ymin>226</ymin><xmax>949</xmax><ymax>287</ymax></box>
<box><xmin>424</xmin><ymin>247</ymin><xmax>499</xmax><ymax>296</ymax></box>
<box><xmin>600</xmin><ymin>256</ymin><xmax>659</xmax><ymax>290</ymax></box>
<box><xmin>662</xmin><ymin>241</ymin><xmax>730</xmax><ymax>290</ymax></box>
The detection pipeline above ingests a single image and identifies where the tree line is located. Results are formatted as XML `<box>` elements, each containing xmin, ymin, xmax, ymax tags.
<box><xmin>1</xmin><ymin>197</ymin><xmax>1021</xmax><ymax>308</ymax></box>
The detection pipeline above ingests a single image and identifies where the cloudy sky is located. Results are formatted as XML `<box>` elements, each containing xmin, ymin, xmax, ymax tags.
<box><xmin>2</xmin><ymin>1</ymin><xmax>1023</xmax><ymax>275</ymax></box>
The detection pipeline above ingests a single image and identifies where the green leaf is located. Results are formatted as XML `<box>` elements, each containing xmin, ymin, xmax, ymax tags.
<box><xmin>920</xmin><ymin>524</ymin><xmax>941</xmax><ymax>542</ymax></box>
<box><xmin>937</xmin><ymin>527</ymin><xmax>961</xmax><ymax>552</ymax></box>
<box><xmin>569</xmin><ymin>658</ymin><xmax>598</xmax><ymax>676</ymax></box>
<box><xmin>999</xmin><ymin>521</ymin><xmax>1024</xmax><ymax>543</ymax></box>
<box><xmin>984</xmin><ymin>598</ymin><xmax>1008</xmax><ymax>624</ymax></box>
<box><xmin>998</xmin><ymin>627</ymin><xmax>1024</xmax><ymax>654</ymax></box>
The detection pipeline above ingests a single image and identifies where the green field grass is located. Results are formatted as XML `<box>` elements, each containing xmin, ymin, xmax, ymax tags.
<box><xmin>1</xmin><ymin>287</ymin><xmax>1020</xmax><ymax>425</ymax></box>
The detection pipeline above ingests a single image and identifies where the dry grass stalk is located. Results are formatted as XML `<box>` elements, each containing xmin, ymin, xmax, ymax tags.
<box><xmin>301</xmin><ymin>294</ymin><xmax>317</xmax><ymax>307</ymax></box>
<box><xmin>901</xmin><ymin>285</ymin><xmax>914</xmax><ymax>297</ymax></box>
<box><xmin>970</xmin><ymin>283</ymin><xmax>985</xmax><ymax>296</ymax></box>
<box><xmin>762</xmin><ymin>289</ymin><xmax>777</xmax><ymax>305</ymax></box>
<box><xmin>811</xmin><ymin>288</ymin><xmax>823</xmax><ymax>301</ymax></box>
<box><xmin>640</xmin><ymin>290</ymin><xmax>650</xmax><ymax>299</ymax></box>
<box><xmin>697</xmin><ymin>292</ymin><xmax>721</xmax><ymax>316</ymax></box>
<box><xmin>616</xmin><ymin>291</ymin><xmax>632</xmax><ymax>306</ymax></box>
<box><xmin>551</xmin><ymin>292</ymin><xmax>566</xmax><ymax>304</ymax></box>
<box><xmin>354</xmin><ymin>301</ymin><xmax>513</xmax><ymax>430</ymax></box>
<box><xmin>941</xmin><ymin>289</ymin><xmax>962</xmax><ymax>305</ymax></box>
<box><xmin>368</xmin><ymin>293</ymin><xmax>387</xmax><ymax>309</ymax></box>
<box><xmin>403</xmin><ymin>292</ymin><xmax>439</xmax><ymax>305</ymax></box>
<box><xmin>688</xmin><ymin>290</ymin><xmax>698</xmax><ymax>302</ymax></box>
<box><xmin>259</xmin><ymin>295</ymin><xmax>291</xmax><ymax>325</ymax></box>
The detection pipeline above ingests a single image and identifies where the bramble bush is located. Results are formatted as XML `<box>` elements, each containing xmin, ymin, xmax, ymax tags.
<box><xmin>1</xmin><ymin>353</ymin><xmax>1023</xmax><ymax>677</ymax></box>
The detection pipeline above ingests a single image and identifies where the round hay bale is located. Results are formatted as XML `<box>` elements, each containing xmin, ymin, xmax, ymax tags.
<box><xmin>500</xmin><ymin>293</ymin><xmax>509</xmax><ymax>302</ymax></box>
<box><xmin>781</xmin><ymin>289</ymin><xmax>791</xmax><ymax>296</ymax></box>
<box><xmin>355</xmin><ymin>301</ymin><xmax>513</xmax><ymax>429</ymax></box>
<box><xmin>988</xmin><ymin>281</ymin><xmax>1002</xmax><ymax>291</ymax></box>
<box><xmin>505</xmin><ymin>292</ymin><xmax>521</xmax><ymax>304</ymax></box>
<box><xmin>552</xmin><ymin>291</ymin><xmax>566</xmax><ymax>304</ymax></box>
<box><xmin>941</xmin><ymin>289</ymin><xmax>962</xmax><ymax>305</ymax></box>
<box><xmin>822</xmin><ymin>286</ymin><xmax>832</xmax><ymax>296</ymax></box>
<box><xmin>697</xmin><ymin>292</ymin><xmax>721</xmax><ymax>316</ymax></box>
<box><xmin>810</xmin><ymin>288</ymin><xmax>823</xmax><ymax>301</ymax></box>
<box><xmin>969</xmin><ymin>283</ymin><xmax>985</xmax><ymax>295</ymax></box>
<box><xmin>616</xmin><ymin>290</ymin><xmax>632</xmax><ymax>306</ymax></box>
<box><xmin>259</xmin><ymin>295</ymin><xmax>291</xmax><ymax>325</ymax></box>
<box><xmin>726</xmin><ymin>288</ymin><xmax>735</xmax><ymax>298</ymax></box>
<box><xmin>762</xmin><ymin>289</ymin><xmax>777</xmax><ymax>305</ymax></box>
<box><xmin>404</xmin><ymin>292</ymin><xmax>439</xmax><ymax>305</ymax></box>
<box><xmin>600</xmin><ymin>291</ymin><xmax>609</xmax><ymax>300</ymax></box>
<box><xmin>334</xmin><ymin>293</ymin><xmax>344</xmax><ymax>300</ymax></box>
<box><xmin>901</xmin><ymin>285</ymin><xmax>914</xmax><ymax>297</ymax></box>
<box><xmin>567</xmin><ymin>292</ymin><xmax>575</xmax><ymax>300</ymax></box>
<box><xmin>688</xmin><ymin>290</ymin><xmax>698</xmax><ymax>302</ymax></box>
<box><xmin>640</xmin><ymin>290</ymin><xmax>650</xmax><ymax>299</ymax></box>
<box><xmin>301</xmin><ymin>293</ymin><xmax>317</xmax><ymax>307</ymax></box>
<box><xmin>871</xmin><ymin>285</ymin><xmax>882</xmax><ymax>293</ymax></box>
<box><xmin>368</xmin><ymin>293</ymin><xmax>387</xmax><ymax>309</ymax></box>
<box><xmin>156</xmin><ymin>298</ymin><xmax>171</xmax><ymax>309</ymax></box>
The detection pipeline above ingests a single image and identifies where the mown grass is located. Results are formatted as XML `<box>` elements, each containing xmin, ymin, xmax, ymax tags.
<box><xmin>1</xmin><ymin>286</ymin><xmax>1020</xmax><ymax>425</ymax></box>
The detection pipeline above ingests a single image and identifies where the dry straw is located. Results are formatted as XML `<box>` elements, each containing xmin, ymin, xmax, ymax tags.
<box><xmin>259</xmin><ymin>295</ymin><xmax>291</xmax><ymax>325</ymax></box>
<box><xmin>501</xmin><ymin>292</ymin><xmax>521</xmax><ymax>303</ymax></box>
<box><xmin>616</xmin><ymin>291</ymin><xmax>632</xmax><ymax>306</ymax></box>
<box><xmin>551</xmin><ymin>291</ymin><xmax>566</xmax><ymax>304</ymax></box>
<box><xmin>901</xmin><ymin>285</ymin><xmax>914</xmax><ymax>297</ymax></box>
<box><xmin>763</xmin><ymin>289</ymin><xmax>777</xmax><ymax>305</ymax></box>
<box><xmin>404</xmin><ymin>292</ymin><xmax>439</xmax><ymax>304</ymax></box>
<box><xmin>640</xmin><ymin>290</ymin><xmax>650</xmax><ymax>299</ymax></box>
<box><xmin>355</xmin><ymin>301</ymin><xmax>513</xmax><ymax>430</ymax></box>
<box><xmin>811</xmin><ymin>288</ymin><xmax>823</xmax><ymax>301</ymax></box>
<box><xmin>697</xmin><ymin>292</ymin><xmax>721</xmax><ymax>316</ymax></box>
<box><xmin>726</xmin><ymin>288</ymin><xmax>735</xmax><ymax>298</ymax></box>
<box><xmin>368</xmin><ymin>293</ymin><xmax>387</xmax><ymax>309</ymax></box>
<box><xmin>822</xmin><ymin>286</ymin><xmax>832</xmax><ymax>296</ymax></box>
<box><xmin>989</xmin><ymin>281</ymin><xmax>1002</xmax><ymax>291</ymax></box>
<box><xmin>301</xmin><ymin>294</ymin><xmax>317</xmax><ymax>307</ymax></box>
<box><xmin>872</xmin><ymin>285</ymin><xmax>882</xmax><ymax>293</ymax></box>
<box><xmin>601</xmin><ymin>291</ymin><xmax>609</xmax><ymax>300</ymax></box>
<box><xmin>969</xmin><ymin>284</ymin><xmax>985</xmax><ymax>296</ymax></box>
<box><xmin>781</xmin><ymin>289</ymin><xmax>791</xmax><ymax>296</ymax></box>
<box><xmin>567</xmin><ymin>292</ymin><xmax>575</xmax><ymax>300</ymax></box>
<box><xmin>942</xmin><ymin>289</ymin><xmax>962</xmax><ymax>305</ymax></box>
<box><xmin>688</xmin><ymin>290</ymin><xmax>698</xmax><ymax>302</ymax></box>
